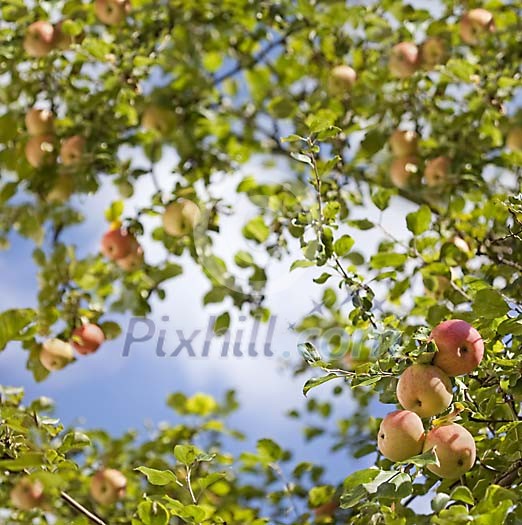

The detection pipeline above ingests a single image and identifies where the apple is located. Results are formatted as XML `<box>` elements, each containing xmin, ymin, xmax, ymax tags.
<box><xmin>314</xmin><ymin>500</ymin><xmax>338</xmax><ymax>517</ymax></box>
<box><xmin>377</xmin><ymin>410</ymin><xmax>425</xmax><ymax>462</ymax></box>
<box><xmin>90</xmin><ymin>469</ymin><xmax>127</xmax><ymax>505</ymax></box>
<box><xmin>389</xmin><ymin>129</ymin><xmax>418</xmax><ymax>156</ymax></box>
<box><xmin>430</xmin><ymin>319</ymin><xmax>484</xmax><ymax>376</ymax></box>
<box><xmin>116</xmin><ymin>240</ymin><xmax>144</xmax><ymax>271</ymax></box>
<box><xmin>389</xmin><ymin>42</ymin><xmax>419</xmax><ymax>78</ymax></box>
<box><xmin>423</xmin><ymin>423</ymin><xmax>476</xmax><ymax>478</ymax></box>
<box><xmin>421</xmin><ymin>37</ymin><xmax>446</xmax><ymax>68</ymax></box>
<box><xmin>25</xmin><ymin>135</ymin><xmax>56</xmax><ymax>168</ymax></box>
<box><xmin>60</xmin><ymin>135</ymin><xmax>86</xmax><ymax>166</ymax></box>
<box><xmin>328</xmin><ymin>65</ymin><xmax>357</xmax><ymax>95</ymax></box>
<box><xmin>396</xmin><ymin>364</ymin><xmax>453</xmax><ymax>418</ymax></box>
<box><xmin>10</xmin><ymin>478</ymin><xmax>44</xmax><ymax>511</ymax></box>
<box><xmin>71</xmin><ymin>323</ymin><xmax>105</xmax><ymax>355</ymax></box>
<box><xmin>506</xmin><ymin>127</ymin><xmax>522</xmax><ymax>151</ymax></box>
<box><xmin>141</xmin><ymin>105</ymin><xmax>173</xmax><ymax>136</ymax></box>
<box><xmin>460</xmin><ymin>9</ymin><xmax>495</xmax><ymax>46</ymax></box>
<box><xmin>47</xmin><ymin>173</ymin><xmax>74</xmax><ymax>203</ymax></box>
<box><xmin>40</xmin><ymin>338</ymin><xmax>74</xmax><ymax>371</ymax></box>
<box><xmin>390</xmin><ymin>156</ymin><xmax>419</xmax><ymax>189</ymax></box>
<box><xmin>424</xmin><ymin>156</ymin><xmax>451</xmax><ymax>187</ymax></box>
<box><xmin>94</xmin><ymin>0</ymin><xmax>131</xmax><ymax>25</ymax></box>
<box><xmin>25</xmin><ymin>108</ymin><xmax>54</xmax><ymax>136</ymax></box>
<box><xmin>101</xmin><ymin>228</ymin><xmax>134</xmax><ymax>260</ymax></box>
<box><xmin>162</xmin><ymin>200</ymin><xmax>201</xmax><ymax>237</ymax></box>
<box><xmin>24</xmin><ymin>21</ymin><xmax>55</xmax><ymax>57</ymax></box>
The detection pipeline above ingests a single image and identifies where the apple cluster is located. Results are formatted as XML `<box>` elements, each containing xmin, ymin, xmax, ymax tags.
<box><xmin>101</xmin><ymin>226</ymin><xmax>144</xmax><ymax>271</ymax></box>
<box><xmin>378</xmin><ymin>319</ymin><xmax>484</xmax><ymax>479</ymax></box>
<box><xmin>39</xmin><ymin>323</ymin><xmax>106</xmax><ymax>372</ymax></box>
<box><xmin>9</xmin><ymin>468</ymin><xmax>126</xmax><ymax>511</ymax></box>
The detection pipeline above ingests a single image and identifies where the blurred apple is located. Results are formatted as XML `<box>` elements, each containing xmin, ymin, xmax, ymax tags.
<box><xmin>10</xmin><ymin>478</ymin><xmax>44</xmax><ymax>510</ymax></box>
<box><xmin>425</xmin><ymin>156</ymin><xmax>450</xmax><ymax>187</ymax></box>
<box><xmin>163</xmin><ymin>199</ymin><xmax>201</xmax><ymax>237</ymax></box>
<box><xmin>390</xmin><ymin>156</ymin><xmax>419</xmax><ymax>188</ymax></box>
<box><xmin>141</xmin><ymin>105</ymin><xmax>174</xmax><ymax>136</ymax></box>
<box><xmin>40</xmin><ymin>338</ymin><xmax>74</xmax><ymax>371</ymax></box>
<box><xmin>101</xmin><ymin>228</ymin><xmax>134</xmax><ymax>260</ymax></box>
<box><xmin>24</xmin><ymin>21</ymin><xmax>55</xmax><ymax>57</ymax></box>
<box><xmin>389</xmin><ymin>42</ymin><xmax>419</xmax><ymax>78</ymax></box>
<box><xmin>94</xmin><ymin>0</ymin><xmax>131</xmax><ymax>25</ymax></box>
<box><xmin>460</xmin><ymin>9</ymin><xmax>495</xmax><ymax>45</ymax></box>
<box><xmin>328</xmin><ymin>65</ymin><xmax>357</xmax><ymax>95</ymax></box>
<box><xmin>72</xmin><ymin>323</ymin><xmax>105</xmax><ymax>355</ymax></box>
<box><xmin>25</xmin><ymin>108</ymin><xmax>54</xmax><ymax>136</ymax></box>
<box><xmin>47</xmin><ymin>173</ymin><xmax>74</xmax><ymax>203</ymax></box>
<box><xmin>60</xmin><ymin>135</ymin><xmax>86</xmax><ymax>166</ymax></box>
<box><xmin>389</xmin><ymin>129</ymin><xmax>418</xmax><ymax>156</ymax></box>
<box><xmin>25</xmin><ymin>135</ymin><xmax>56</xmax><ymax>168</ymax></box>
<box><xmin>90</xmin><ymin>469</ymin><xmax>127</xmax><ymax>505</ymax></box>
<box><xmin>421</xmin><ymin>37</ymin><xmax>447</xmax><ymax>68</ymax></box>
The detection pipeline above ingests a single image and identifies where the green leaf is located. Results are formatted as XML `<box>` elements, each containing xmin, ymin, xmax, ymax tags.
<box><xmin>406</xmin><ymin>205</ymin><xmax>432</xmax><ymax>235</ymax></box>
<box><xmin>135</xmin><ymin>467</ymin><xmax>179</xmax><ymax>486</ymax></box>
<box><xmin>303</xmin><ymin>373</ymin><xmax>339</xmax><ymax>396</ymax></box>
<box><xmin>334</xmin><ymin>235</ymin><xmax>355</xmax><ymax>257</ymax></box>
<box><xmin>257</xmin><ymin>439</ymin><xmax>283</xmax><ymax>462</ymax></box>
<box><xmin>174</xmin><ymin>445</ymin><xmax>201</xmax><ymax>465</ymax></box>
<box><xmin>473</xmin><ymin>289</ymin><xmax>509</xmax><ymax>319</ymax></box>
<box><xmin>214</xmin><ymin>312</ymin><xmax>230</xmax><ymax>334</ymax></box>
<box><xmin>105</xmin><ymin>201</ymin><xmax>124</xmax><ymax>222</ymax></box>
<box><xmin>396</xmin><ymin>447</ymin><xmax>439</xmax><ymax>468</ymax></box>
<box><xmin>0</xmin><ymin>309</ymin><xmax>36</xmax><ymax>351</ymax></box>
<box><xmin>243</xmin><ymin>216</ymin><xmax>270</xmax><ymax>243</ymax></box>
<box><xmin>370</xmin><ymin>252</ymin><xmax>407</xmax><ymax>269</ymax></box>
<box><xmin>451</xmin><ymin>485</ymin><xmax>475</xmax><ymax>505</ymax></box>
<box><xmin>0</xmin><ymin>453</ymin><xmax>44</xmax><ymax>471</ymax></box>
<box><xmin>138</xmin><ymin>500</ymin><xmax>170</xmax><ymax>525</ymax></box>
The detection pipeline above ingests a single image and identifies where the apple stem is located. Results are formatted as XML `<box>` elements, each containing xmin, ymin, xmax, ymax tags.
<box><xmin>60</xmin><ymin>491</ymin><xmax>107</xmax><ymax>525</ymax></box>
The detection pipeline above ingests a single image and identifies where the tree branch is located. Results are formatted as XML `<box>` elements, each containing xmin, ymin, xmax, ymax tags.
<box><xmin>60</xmin><ymin>491</ymin><xmax>107</xmax><ymax>525</ymax></box>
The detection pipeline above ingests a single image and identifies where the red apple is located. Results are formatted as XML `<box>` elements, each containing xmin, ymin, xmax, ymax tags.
<box><xmin>71</xmin><ymin>324</ymin><xmax>105</xmax><ymax>355</ymax></box>
<box><xmin>90</xmin><ymin>469</ymin><xmax>127</xmax><ymax>505</ymax></box>
<box><xmin>460</xmin><ymin>9</ymin><xmax>495</xmax><ymax>46</ymax></box>
<box><xmin>377</xmin><ymin>410</ymin><xmax>425</xmax><ymax>462</ymax></box>
<box><xmin>430</xmin><ymin>320</ymin><xmax>484</xmax><ymax>376</ymax></box>
<box><xmin>389</xmin><ymin>129</ymin><xmax>418</xmax><ymax>156</ymax></box>
<box><xmin>24</xmin><ymin>21</ymin><xmax>55</xmax><ymax>57</ymax></box>
<box><xmin>390</xmin><ymin>156</ymin><xmax>419</xmax><ymax>189</ymax></box>
<box><xmin>10</xmin><ymin>478</ymin><xmax>44</xmax><ymax>510</ymax></box>
<box><xmin>116</xmin><ymin>239</ymin><xmax>144</xmax><ymax>271</ymax></box>
<box><xmin>25</xmin><ymin>135</ymin><xmax>56</xmax><ymax>168</ymax></box>
<box><xmin>424</xmin><ymin>156</ymin><xmax>451</xmax><ymax>187</ymax></box>
<box><xmin>60</xmin><ymin>135</ymin><xmax>86</xmax><ymax>166</ymax></box>
<box><xmin>25</xmin><ymin>108</ymin><xmax>54</xmax><ymax>136</ymax></box>
<box><xmin>101</xmin><ymin>228</ymin><xmax>134</xmax><ymax>260</ymax></box>
<box><xmin>389</xmin><ymin>42</ymin><xmax>419</xmax><ymax>78</ymax></box>
<box><xmin>94</xmin><ymin>0</ymin><xmax>131</xmax><ymax>26</ymax></box>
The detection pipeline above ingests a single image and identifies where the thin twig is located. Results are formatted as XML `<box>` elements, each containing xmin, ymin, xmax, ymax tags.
<box><xmin>60</xmin><ymin>491</ymin><xmax>107</xmax><ymax>525</ymax></box>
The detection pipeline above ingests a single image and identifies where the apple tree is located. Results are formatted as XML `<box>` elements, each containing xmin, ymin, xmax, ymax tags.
<box><xmin>0</xmin><ymin>0</ymin><xmax>521</xmax><ymax>523</ymax></box>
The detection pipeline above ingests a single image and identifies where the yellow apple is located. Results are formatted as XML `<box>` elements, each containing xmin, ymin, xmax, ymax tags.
<box><xmin>396</xmin><ymin>364</ymin><xmax>453</xmax><ymax>418</ymax></box>
<box><xmin>40</xmin><ymin>338</ymin><xmax>74</xmax><ymax>371</ymax></box>
<box><xmin>24</xmin><ymin>21</ymin><xmax>55</xmax><ymax>57</ymax></box>
<box><xmin>423</xmin><ymin>423</ymin><xmax>476</xmax><ymax>478</ymax></box>
<box><xmin>10</xmin><ymin>478</ymin><xmax>44</xmax><ymax>511</ymax></box>
<box><xmin>328</xmin><ymin>65</ymin><xmax>357</xmax><ymax>95</ymax></box>
<box><xmin>377</xmin><ymin>410</ymin><xmax>425</xmax><ymax>462</ymax></box>
<box><xmin>25</xmin><ymin>134</ymin><xmax>56</xmax><ymax>168</ymax></box>
<box><xmin>25</xmin><ymin>108</ymin><xmax>54</xmax><ymax>136</ymax></box>
<box><xmin>421</xmin><ymin>37</ymin><xmax>447</xmax><ymax>68</ymax></box>
<box><xmin>141</xmin><ymin>105</ymin><xmax>174</xmax><ymax>136</ymax></box>
<box><xmin>90</xmin><ymin>469</ymin><xmax>127</xmax><ymax>505</ymax></box>
<box><xmin>47</xmin><ymin>173</ymin><xmax>74</xmax><ymax>203</ymax></box>
<box><xmin>60</xmin><ymin>135</ymin><xmax>86</xmax><ymax>166</ymax></box>
<box><xmin>506</xmin><ymin>127</ymin><xmax>522</xmax><ymax>151</ymax></box>
<box><xmin>389</xmin><ymin>42</ymin><xmax>419</xmax><ymax>78</ymax></box>
<box><xmin>390</xmin><ymin>156</ymin><xmax>419</xmax><ymax>188</ymax></box>
<box><xmin>431</xmin><ymin>320</ymin><xmax>484</xmax><ymax>376</ymax></box>
<box><xmin>162</xmin><ymin>199</ymin><xmax>201</xmax><ymax>237</ymax></box>
<box><xmin>389</xmin><ymin>129</ymin><xmax>418</xmax><ymax>156</ymax></box>
<box><xmin>94</xmin><ymin>0</ymin><xmax>131</xmax><ymax>25</ymax></box>
<box><xmin>424</xmin><ymin>156</ymin><xmax>451</xmax><ymax>187</ymax></box>
<box><xmin>460</xmin><ymin>9</ymin><xmax>495</xmax><ymax>46</ymax></box>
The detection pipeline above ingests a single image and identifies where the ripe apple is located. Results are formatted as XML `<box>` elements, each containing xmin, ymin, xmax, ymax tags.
<box><xmin>396</xmin><ymin>364</ymin><xmax>453</xmax><ymax>418</ymax></box>
<box><xmin>116</xmin><ymin>240</ymin><xmax>144</xmax><ymax>271</ymax></box>
<box><xmin>141</xmin><ymin>105</ymin><xmax>173</xmax><ymax>136</ymax></box>
<box><xmin>60</xmin><ymin>135</ymin><xmax>86</xmax><ymax>166</ymax></box>
<box><xmin>101</xmin><ymin>228</ymin><xmax>134</xmax><ymax>260</ymax></box>
<box><xmin>162</xmin><ymin>200</ymin><xmax>201</xmax><ymax>237</ymax></box>
<box><xmin>423</xmin><ymin>423</ymin><xmax>476</xmax><ymax>478</ymax></box>
<box><xmin>421</xmin><ymin>37</ymin><xmax>446</xmax><ymax>68</ymax></box>
<box><xmin>390</xmin><ymin>156</ymin><xmax>419</xmax><ymax>189</ymax></box>
<box><xmin>10</xmin><ymin>478</ymin><xmax>44</xmax><ymax>511</ymax></box>
<box><xmin>430</xmin><ymin>319</ymin><xmax>484</xmax><ymax>376</ymax></box>
<box><xmin>47</xmin><ymin>173</ymin><xmax>74</xmax><ymax>203</ymax></box>
<box><xmin>90</xmin><ymin>469</ymin><xmax>127</xmax><ymax>505</ymax></box>
<box><xmin>328</xmin><ymin>65</ymin><xmax>357</xmax><ymax>95</ymax></box>
<box><xmin>40</xmin><ymin>338</ymin><xmax>74</xmax><ymax>371</ymax></box>
<box><xmin>25</xmin><ymin>135</ymin><xmax>56</xmax><ymax>168</ymax></box>
<box><xmin>506</xmin><ymin>127</ymin><xmax>522</xmax><ymax>151</ymax></box>
<box><xmin>94</xmin><ymin>0</ymin><xmax>130</xmax><ymax>25</ymax></box>
<box><xmin>389</xmin><ymin>129</ymin><xmax>418</xmax><ymax>156</ymax></box>
<box><xmin>71</xmin><ymin>324</ymin><xmax>105</xmax><ymax>355</ymax></box>
<box><xmin>389</xmin><ymin>42</ymin><xmax>419</xmax><ymax>78</ymax></box>
<box><xmin>24</xmin><ymin>21</ymin><xmax>55</xmax><ymax>57</ymax></box>
<box><xmin>460</xmin><ymin>9</ymin><xmax>495</xmax><ymax>46</ymax></box>
<box><xmin>25</xmin><ymin>108</ymin><xmax>54</xmax><ymax>136</ymax></box>
<box><xmin>425</xmin><ymin>156</ymin><xmax>451</xmax><ymax>187</ymax></box>
<box><xmin>377</xmin><ymin>410</ymin><xmax>425</xmax><ymax>462</ymax></box>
